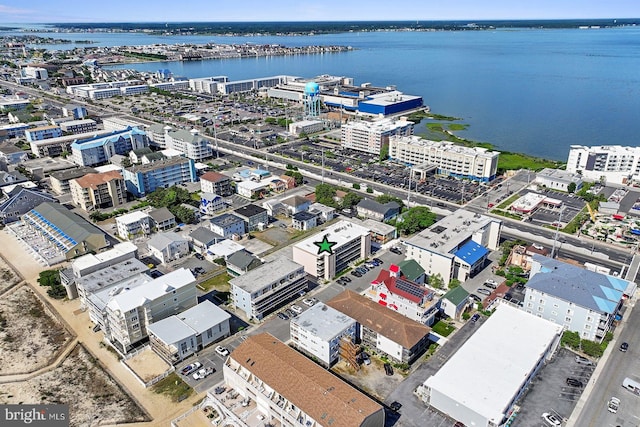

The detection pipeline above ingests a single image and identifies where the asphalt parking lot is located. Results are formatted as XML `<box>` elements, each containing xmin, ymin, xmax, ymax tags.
<box><xmin>514</xmin><ymin>347</ymin><xmax>594</xmax><ymax>427</ymax></box>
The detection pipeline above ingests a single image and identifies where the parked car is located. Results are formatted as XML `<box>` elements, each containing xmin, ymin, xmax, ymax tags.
<box><xmin>360</xmin><ymin>352</ymin><xmax>371</xmax><ymax>365</ymax></box>
<box><xmin>469</xmin><ymin>294</ymin><xmax>482</xmax><ymax>302</ymax></box>
<box><xmin>483</xmin><ymin>280</ymin><xmax>498</xmax><ymax>289</ymax></box>
<box><xmin>389</xmin><ymin>401</ymin><xmax>402</xmax><ymax>412</ymax></box>
<box><xmin>290</xmin><ymin>304</ymin><xmax>303</xmax><ymax>314</ymax></box>
<box><xmin>181</xmin><ymin>362</ymin><xmax>202</xmax><ymax>376</ymax></box>
<box><xmin>566</xmin><ymin>377</ymin><xmax>583</xmax><ymax>387</ymax></box>
<box><xmin>285</xmin><ymin>308</ymin><xmax>296</xmax><ymax>317</ymax></box>
<box><xmin>341</xmin><ymin>276</ymin><xmax>352</xmax><ymax>283</ymax></box>
<box><xmin>373</xmin><ymin>258</ymin><xmax>382</xmax><ymax>265</ymax></box>
<box><xmin>215</xmin><ymin>346</ymin><xmax>230</xmax><ymax>357</ymax></box>
<box><xmin>192</xmin><ymin>367</ymin><xmax>215</xmax><ymax>380</ymax></box>
<box><xmin>470</xmin><ymin>313</ymin><xmax>480</xmax><ymax>323</ymax></box>
<box><xmin>620</xmin><ymin>342</ymin><xmax>629</xmax><ymax>352</ymax></box>
<box><xmin>607</xmin><ymin>396</ymin><xmax>620</xmax><ymax>413</ymax></box>
<box><xmin>541</xmin><ymin>412</ymin><xmax>561</xmax><ymax>426</ymax></box>
<box><xmin>575</xmin><ymin>355</ymin><xmax>593</xmax><ymax>365</ymax></box>
<box><xmin>302</xmin><ymin>298</ymin><xmax>315</xmax><ymax>307</ymax></box>
<box><xmin>351</xmin><ymin>270</ymin><xmax>362</xmax><ymax>278</ymax></box>
<box><xmin>384</xmin><ymin>363</ymin><xmax>394</xmax><ymax>376</ymax></box>
<box><xmin>477</xmin><ymin>288</ymin><xmax>491</xmax><ymax>296</ymax></box>
<box><xmin>277</xmin><ymin>312</ymin><xmax>289</xmax><ymax>320</ymax></box>
<box><xmin>194</xmin><ymin>253</ymin><xmax>204</xmax><ymax>260</ymax></box>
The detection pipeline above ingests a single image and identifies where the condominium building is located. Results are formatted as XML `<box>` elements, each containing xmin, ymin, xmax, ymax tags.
<box><xmin>223</xmin><ymin>333</ymin><xmax>385</xmax><ymax>427</ymax></box>
<box><xmin>50</xmin><ymin>167</ymin><xmax>97</xmax><ymax>195</ymax></box>
<box><xmin>233</xmin><ymin>204</ymin><xmax>268</xmax><ymax>232</ymax></box>
<box><xmin>209</xmin><ymin>213</ymin><xmax>245</xmax><ymax>238</ymax></box>
<box><xmin>147</xmin><ymin>232</ymin><xmax>190</xmax><ymax>264</ymax></box>
<box><xmin>292</xmin><ymin>220</ymin><xmax>371</xmax><ymax>280</ymax></box>
<box><xmin>200</xmin><ymin>192</ymin><xmax>226</xmax><ymax>215</ymax></box>
<box><xmin>341</xmin><ymin>118</ymin><xmax>413</xmax><ymax>155</ymax></box>
<box><xmin>389</xmin><ymin>135</ymin><xmax>500</xmax><ymax>182</ymax></box>
<box><xmin>290</xmin><ymin>303</ymin><xmax>357</xmax><ymax>367</ymax></box>
<box><xmin>69</xmin><ymin>170</ymin><xmax>126</xmax><ymax>212</ymax></box>
<box><xmin>0</xmin><ymin>187</ymin><xmax>56</xmax><ymax>224</ymax></box>
<box><xmin>165</xmin><ymin>128</ymin><xmax>212</xmax><ymax>161</ymax></box>
<box><xmin>566</xmin><ymin>144</ymin><xmax>640</xmax><ymax>185</ymax></box>
<box><xmin>145</xmin><ymin>123</ymin><xmax>172</xmax><ymax>149</ymax></box>
<box><xmin>200</xmin><ymin>171</ymin><xmax>233</xmax><ymax>196</ymax></box>
<box><xmin>405</xmin><ymin>209</ymin><xmax>501</xmax><ymax>286</ymax></box>
<box><xmin>122</xmin><ymin>156</ymin><xmax>197</xmax><ymax>197</ymax></box>
<box><xmin>95</xmin><ymin>268</ymin><xmax>197</xmax><ymax>353</ymax></box>
<box><xmin>115</xmin><ymin>210</ymin><xmax>151</xmax><ymax>240</ymax></box>
<box><xmin>29</xmin><ymin>129</ymin><xmax>116</xmax><ymax>158</ymax></box>
<box><xmin>230</xmin><ymin>257</ymin><xmax>307</xmax><ymax>321</ymax></box>
<box><xmin>71</xmin><ymin>126</ymin><xmax>149</xmax><ymax>167</ymax></box>
<box><xmin>59</xmin><ymin>119</ymin><xmax>97</xmax><ymax>134</ymax></box>
<box><xmin>101</xmin><ymin>116</ymin><xmax>146</xmax><ymax>132</ymax></box>
<box><xmin>24</xmin><ymin>125</ymin><xmax>62</xmax><ymax>142</ymax></box>
<box><xmin>188</xmin><ymin>76</ymin><xmax>228</xmax><ymax>94</ymax></box>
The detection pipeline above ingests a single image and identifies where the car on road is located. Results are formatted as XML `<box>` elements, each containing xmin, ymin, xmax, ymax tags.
<box><xmin>302</xmin><ymin>298</ymin><xmax>315</xmax><ymax>307</ymax></box>
<box><xmin>277</xmin><ymin>312</ymin><xmax>289</xmax><ymax>320</ymax></box>
<box><xmin>541</xmin><ymin>412</ymin><xmax>561</xmax><ymax>426</ymax></box>
<box><xmin>290</xmin><ymin>304</ymin><xmax>303</xmax><ymax>314</ymax></box>
<box><xmin>607</xmin><ymin>396</ymin><xmax>620</xmax><ymax>413</ymax></box>
<box><xmin>192</xmin><ymin>367</ymin><xmax>215</xmax><ymax>380</ymax></box>
<box><xmin>389</xmin><ymin>401</ymin><xmax>402</xmax><ymax>412</ymax></box>
<box><xmin>477</xmin><ymin>288</ymin><xmax>491</xmax><ymax>296</ymax></box>
<box><xmin>215</xmin><ymin>346</ymin><xmax>230</xmax><ymax>357</ymax></box>
<box><xmin>575</xmin><ymin>355</ymin><xmax>593</xmax><ymax>365</ymax></box>
<box><xmin>194</xmin><ymin>253</ymin><xmax>204</xmax><ymax>260</ymax></box>
<box><xmin>566</xmin><ymin>377</ymin><xmax>583</xmax><ymax>388</ymax></box>
<box><xmin>181</xmin><ymin>362</ymin><xmax>202</xmax><ymax>376</ymax></box>
<box><xmin>390</xmin><ymin>247</ymin><xmax>403</xmax><ymax>255</ymax></box>
<box><xmin>620</xmin><ymin>342</ymin><xmax>629</xmax><ymax>352</ymax></box>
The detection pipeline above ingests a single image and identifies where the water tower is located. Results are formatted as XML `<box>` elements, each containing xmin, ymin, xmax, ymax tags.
<box><xmin>304</xmin><ymin>81</ymin><xmax>321</xmax><ymax>118</ymax></box>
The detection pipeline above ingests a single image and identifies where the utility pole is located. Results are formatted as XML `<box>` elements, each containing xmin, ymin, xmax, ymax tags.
<box><xmin>551</xmin><ymin>208</ymin><xmax>565</xmax><ymax>258</ymax></box>
<box><xmin>407</xmin><ymin>167</ymin><xmax>413</xmax><ymax>205</ymax></box>
<box><xmin>321</xmin><ymin>148</ymin><xmax>325</xmax><ymax>184</ymax></box>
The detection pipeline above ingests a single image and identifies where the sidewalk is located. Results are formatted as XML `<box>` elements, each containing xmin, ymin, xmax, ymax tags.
<box><xmin>0</xmin><ymin>230</ymin><xmax>204</xmax><ymax>426</ymax></box>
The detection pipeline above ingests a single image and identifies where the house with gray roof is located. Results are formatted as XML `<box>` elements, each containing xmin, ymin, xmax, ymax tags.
<box><xmin>189</xmin><ymin>226</ymin><xmax>223</xmax><ymax>251</ymax></box>
<box><xmin>148</xmin><ymin>207</ymin><xmax>176</xmax><ymax>231</ymax></box>
<box><xmin>0</xmin><ymin>186</ymin><xmax>56</xmax><ymax>224</ymax></box>
<box><xmin>147</xmin><ymin>300</ymin><xmax>231</xmax><ymax>364</ymax></box>
<box><xmin>292</xmin><ymin>211</ymin><xmax>317</xmax><ymax>231</ymax></box>
<box><xmin>524</xmin><ymin>255</ymin><xmax>636</xmax><ymax>342</ymax></box>
<box><xmin>281</xmin><ymin>194</ymin><xmax>311</xmax><ymax>216</ymax></box>
<box><xmin>147</xmin><ymin>232</ymin><xmax>189</xmax><ymax>264</ymax></box>
<box><xmin>210</xmin><ymin>212</ymin><xmax>245</xmax><ymax>238</ymax></box>
<box><xmin>355</xmin><ymin>199</ymin><xmax>400</xmax><ymax>222</ymax></box>
<box><xmin>226</xmin><ymin>249</ymin><xmax>263</xmax><ymax>277</ymax></box>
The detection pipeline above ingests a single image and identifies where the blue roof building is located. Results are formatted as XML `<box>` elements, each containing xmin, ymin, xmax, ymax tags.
<box><xmin>524</xmin><ymin>255</ymin><xmax>636</xmax><ymax>343</ymax></box>
<box><xmin>122</xmin><ymin>156</ymin><xmax>197</xmax><ymax>197</ymax></box>
<box><xmin>71</xmin><ymin>126</ymin><xmax>149</xmax><ymax>167</ymax></box>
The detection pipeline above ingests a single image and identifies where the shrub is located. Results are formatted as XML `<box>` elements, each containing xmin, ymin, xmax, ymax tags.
<box><xmin>561</xmin><ymin>331</ymin><xmax>581</xmax><ymax>349</ymax></box>
<box><xmin>581</xmin><ymin>340</ymin><xmax>604</xmax><ymax>358</ymax></box>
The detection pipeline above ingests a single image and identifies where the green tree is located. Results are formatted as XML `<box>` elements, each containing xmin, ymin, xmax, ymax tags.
<box><xmin>284</xmin><ymin>170</ymin><xmax>304</xmax><ymax>186</ymax></box>
<box><xmin>397</xmin><ymin>206</ymin><xmax>437</xmax><ymax>235</ymax></box>
<box><xmin>376</xmin><ymin>195</ymin><xmax>405</xmax><ymax>212</ymax></box>
<box><xmin>366</xmin><ymin>187</ymin><xmax>374</xmax><ymax>194</ymax></box>
<box><xmin>169</xmin><ymin>205</ymin><xmax>196</xmax><ymax>224</ymax></box>
<box><xmin>352</xmin><ymin>183</ymin><xmax>361</xmax><ymax>190</ymax></box>
<box><xmin>379</xmin><ymin>143</ymin><xmax>389</xmax><ymax>161</ymax></box>
<box><xmin>561</xmin><ymin>330</ymin><xmax>581</xmax><ymax>349</ymax></box>
<box><xmin>342</xmin><ymin>192</ymin><xmax>362</xmax><ymax>209</ymax></box>
<box><xmin>315</xmin><ymin>183</ymin><xmax>337</xmax><ymax>207</ymax></box>
<box><xmin>568</xmin><ymin>182</ymin><xmax>577</xmax><ymax>193</ymax></box>
<box><xmin>448</xmin><ymin>278</ymin><xmax>461</xmax><ymax>289</ymax></box>
<box><xmin>429</xmin><ymin>273</ymin><xmax>445</xmax><ymax>290</ymax></box>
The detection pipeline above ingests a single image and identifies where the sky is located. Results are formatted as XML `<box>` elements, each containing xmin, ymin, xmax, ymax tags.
<box><xmin>1</xmin><ymin>0</ymin><xmax>639</xmax><ymax>23</ymax></box>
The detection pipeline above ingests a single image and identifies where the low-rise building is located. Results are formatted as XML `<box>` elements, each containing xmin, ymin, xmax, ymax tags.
<box><xmin>147</xmin><ymin>232</ymin><xmax>190</xmax><ymax>264</ymax></box>
<box><xmin>199</xmin><ymin>171</ymin><xmax>232</xmax><ymax>196</ymax></box>
<box><xmin>0</xmin><ymin>187</ymin><xmax>56</xmax><ymax>224</ymax></box>
<box><xmin>293</xmin><ymin>220</ymin><xmax>371</xmax><ymax>280</ymax></box>
<box><xmin>49</xmin><ymin>166</ymin><xmax>97</xmax><ymax>195</ymax></box>
<box><xmin>281</xmin><ymin>194</ymin><xmax>312</xmax><ymax>216</ymax></box>
<box><xmin>288</xmin><ymin>119</ymin><xmax>324</xmax><ymax>136</ymax></box>
<box><xmin>223</xmin><ymin>333</ymin><xmax>385</xmax><ymax>427</ymax></box>
<box><xmin>230</xmin><ymin>257</ymin><xmax>307</xmax><ymax>320</ymax></box>
<box><xmin>326</xmin><ymin>290</ymin><xmax>430</xmax><ymax>364</ymax></box>
<box><xmin>0</xmin><ymin>145</ymin><xmax>28</xmax><ymax>164</ymax></box>
<box><xmin>236</xmin><ymin>180</ymin><xmax>268</xmax><ymax>199</ymax></box>
<box><xmin>147</xmin><ymin>300</ymin><xmax>231</xmax><ymax>364</ymax></box>
<box><xmin>440</xmin><ymin>286</ymin><xmax>470</xmax><ymax>320</ymax></box>
<box><xmin>69</xmin><ymin>170</ymin><xmax>126</xmax><ymax>212</ymax></box>
<box><xmin>115</xmin><ymin>210</ymin><xmax>151</xmax><ymax>240</ymax></box>
<box><xmin>292</xmin><ymin>211</ymin><xmax>317</xmax><ymax>231</ymax></box>
<box><xmin>148</xmin><ymin>207</ymin><xmax>176</xmax><ymax>231</ymax></box>
<box><xmin>291</xmin><ymin>303</ymin><xmax>357</xmax><ymax>367</ymax></box>
<box><xmin>24</xmin><ymin>125</ymin><xmax>62</xmax><ymax>142</ymax></box>
<box><xmin>308</xmin><ymin>202</ymin><xmax>336</xmax><ymax>223</ymax></box>
<box><xmin>59</xmin><ymin>119</ymin><xmax>97</xmax><ymax>135</ymax></box>
<box><xmin>188</xmin><ymin>226</ymin><xmax>223</xmax><ymax>251</ymax></box>
<box><xmin>233</xmin><ymin>204</ymin><xmax>268</xmax><ymax>232</ymax></box>
<box><xmin>226</xmin><ymin>249</ymin><xmax>263</xmax><ymax>276</ymax></box>
<box><xmin>210</xmin><ymin>213</ymin><xmax>245</xmax><ymax>238</ymax></box>
<box><xmin>355</xmin><ymin>199</ymin><xmax>400</xmax><ymax>222</ymax></box>
<box><xmin>397</xmin><ymin>259</ymin><xmax>426</xmax><ymax>284</ymax></box>
<box><xmin>200</xmin><ymin>192</ymin><xmax>226</xmax><ymax>215</ymax></box>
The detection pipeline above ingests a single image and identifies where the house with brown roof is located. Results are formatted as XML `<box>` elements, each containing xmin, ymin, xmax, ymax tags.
<box><xmin>200</xmin><ymin>171</ymin><xmax>232</xmax><ymax>196</ymax></box>
<box><xmin>222</xmin><ymin>333</ymin><xmax>385</xmax><ymax>427</ymax></box>
<box><xmin>326</xmin><ymin>289</ymin><xmax>431</xmax><ymax>364</ymax></box>
<box><xmin>69</xmin><ymin>170</ymin><xmax>126</xmax><ymax>212</ymax></box>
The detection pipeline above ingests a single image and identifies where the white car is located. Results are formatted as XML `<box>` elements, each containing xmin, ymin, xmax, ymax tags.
<box><xmin>302</xmin><ymin>298</ymin><xmax>315</xmax><ymax>307</ymax></box>
<box><xmin>607</xmin><ymin>396</ymin><xmax>620</xmax><ymax>413</ymax></box>
<box><xmin>541</xmin><ymin>412</ymin><xmax>561</xmax><ymax>426</ymax></box>
<box><xmin>215</xmin><ymin>345</ymin><xmax>230</xmax><ymax>357</ymax></box>
<box><xmin>290</xmin><ymin>304</ymin><xmax>303</xmax><ymax>314</ymax></box>
<box><xmin>192</xmin><ymin>367</ymin><xmax>215</xmax><ymax>380</ymax></box>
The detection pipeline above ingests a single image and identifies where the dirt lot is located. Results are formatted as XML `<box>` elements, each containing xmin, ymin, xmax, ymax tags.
<box><xmin>0</xmin><ymin>255</ymin><xmax>22</xmax><ymax>294</ymax></box>
<box><xmin>125</xmin><ymin>347</ymin><xmax>172</xmax><ymax>383</ymax></box>
<box><xmin>332</xmin><ymin>357</ymin><xmax>404</xmax><ymax>401</ymax></box>
<box><xmin>0</xmin><ymin>285</ymin><xmax>72</xmax><ymax>375</ymax></box>
<box><xmin>0</xmin><ymin>344</ymin><xmax>150</xmax><ymax>426</ymax></box>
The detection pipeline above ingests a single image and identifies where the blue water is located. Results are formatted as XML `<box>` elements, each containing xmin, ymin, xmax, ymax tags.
<box><xmin>7</xmin><ymin>26</ymin><xmax>640</xmax><ymax>160</ymax></box>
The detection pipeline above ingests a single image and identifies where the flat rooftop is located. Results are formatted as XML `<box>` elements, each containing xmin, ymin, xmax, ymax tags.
<box><xmin>294</xmin><ymin>220</ymin><xmax>370</xmax><ymax>256</ymax></box>
<box><xmin>229</xmin><ymin>257</ymin><xmax>302</xmax><ymax>293</ymax></box>
<box><xmin>76</xmin><ymin>258</ymin><xmax>150</xmax><ymax>295</ymax></box>
<box><xmin>292</xmin><ymin>303</ymin><xmax>354</xmax><ymax>341</ymax></box>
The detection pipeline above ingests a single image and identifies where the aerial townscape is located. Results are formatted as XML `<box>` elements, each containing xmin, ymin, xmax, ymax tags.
<box><xmin>1</xmin><ymin>5</ymin><xmax>640</xmax><ymax>427</ymax></box>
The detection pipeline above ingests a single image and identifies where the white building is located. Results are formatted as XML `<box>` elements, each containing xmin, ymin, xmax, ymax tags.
<box><xmin>341</xmin><ymin>118</ymin><xmax>413</xmax><ymax>155</ymax></box>
<box><xmin>535</xmin><ymin>168</ymin><xmax>583</xmax><ymax>192</ymax></box>
<box><xmin>165</xmin><ymin>128</ymin><xmax>212</xmax><ymax>161</ymax></box>
<box><xmin>199</xmin><ymin>192</ymin><xmax>226</xmax><ymax>215</ymax></box>
<box><xmin>236</xmin><ymin>180</ymin><xmax>268</xmax><ymax>199</ymax></box>
<box><xmin>230</xmin><ymin>257</ymin><xmax>307</xmax><ymax>321</ymax></box>
<box><xmin>292</xmin><ymin>220</ymin><xmax>371</xmax><ymax>280</ymax></box>
<box><xmin>416</xmin><ymin>304</ymin><xmax>562</xmax><ymax>427</ymax></box>
<box><xmin>288</xmin><ymin>120</ymin><xmax>324</xmax><ymax>136</ymax></box>
<box><xmin>389</xmin><ymin>135</ymin><xmax>499</xmax><ymax>182</ymax></box>
<box><xmin>147</xmin><ymin>300</ymin><xmax>231</xmax><ymax>364</ymax></box>
<box><xmin>87</xmin><ymin>267</ymin><xmax>197</xmax><ymax>353</ymax></box>
<box><xmin>290</xmin><ymin>303</ymin><xmax>356</xmax><ymax>367</ymax></box>
<box><xmin>147</xmin><ymin>232</ymin><xmax>190</xmax><ymax>264</ymax></box>
<box><xmin>566</xmin><ymin>144</ymin><xmax>640</xmax><ymax>185</ymax></box>
<box><xmin>223</xmin><ymin>333</ymin><xmax>385</xmax><ymax>427</ymax></box>
<box><xmin>405</xmin><ymin>209</ymin><xmax>501</xmax><ymax>286</ymax></box>
<box><xmin>524</xmin><ymin>255</ymin><xmax>635</xmax><ymax>342</ymax></box>
<box><xmin>115</xmin><ymin>210</ymin><xmax>151</xmax><ymax>240</ymax></box>
<box><xmin>59</xmin><ymin>119</ymin><xmax>98</xmax><ymax>134</ymax></box>
<box><xmin>209</xmin><ymin>213</ymin><xmax>245</xmax><ymax>238</ymax></box>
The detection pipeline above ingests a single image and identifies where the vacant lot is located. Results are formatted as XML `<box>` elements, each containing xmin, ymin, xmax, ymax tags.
<box><xmin>0</xmin><ymin>255</ymin><xmax>22</xmax><ymax>295</ymax></box>
<box><xmin>0</xmin><ymin>285</ymin><xmax>72</xmax><ymax>375</ymax></box>
<box><xmin>332</xmin><ymin>357</ymin><xmax>403</xmax><ymax>401</ymax></box>
<box><xmin>0</xmin><ymin>344</ymin><xmax>150</xmax><ymax>426</ymax></box>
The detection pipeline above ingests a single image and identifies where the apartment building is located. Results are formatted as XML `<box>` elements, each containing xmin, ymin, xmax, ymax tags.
<box><xmin>230</xmin><ymin>257</ymin><xmax>307</xmax><ymax>321</ymax></box>
<box><xmin>341</xmin><ymin>118</ymin><xmax>413</xmax><ymax>155</ymax></box>
<box><xmin>165</xmin><ymin>128</ymin><xmax>212</xmax><ymax>161</ymax></box>
<box><xmin>233</xmin><ymin>204</ymin><xmax>268</xmax><ymax>232</ymax></box>
<box><xmin>389</xmin><ymin>135</ymin><xmax>500</xmax><ymax>182</ymax></box>
<box><xmin>200</xmin><ymin>171</ymin><xmax>233</xmax><ymax>196</ymax></box>
<box><xmin>71</xmin><ymin>126</ymin><xmax>149</xmax><ymax>167</ymax></box>
<box><xmin>209</xmin><ymin>213</ymin><xmax>245</xmax><ymax>238</ymax></box>
<box><xmin>405</xmin><ymin>209</ymin><xmax>501</xmax><ymax>286</ymax></box>
<box><xmin>355</xmin><ymin>199</ymin><xmax>400</xmax><ymax>222</ymax></box>
<box><xmin>223</xmin><ymin>333</ymin><xmax>385</xmax><ymax>427</ymax></box>
<box><xmin>59</xmin><ymin>119</ymin><xmax>97</xmax><ymax>134</ymax></box>
<box><xmin>122</xmin><ymin>156</ymin><xmax>197</xmax><ymax>197</ymax></box>
<box><xmin>148</xmin><ymin>207</ymin><xmax>176</xmax><ymax>231</ymax></box>
<box><xmin>290</xmin><ymin>303</ymin><xmax>357</xmax><ymax>367</ymax></box>
<box><xmin>566</xmin><ymin>144</ymin><xmax>640</xmax><ymax>185</ymax></box>
<box><xmin>200</xmin><ymin>192</ymin><xmax>226</xmax><ymax>215</ymax></box>
<box><xmin>69</xmin><ymin>170</ymin><xmax>126</xmax><ymax>212</ymax></box>
<box><xmin>115</xmin><ymin>210</ymin><xmax>151</xmax><ymax>240</ymax></box>
<box><xmin>147</xmin><ymin>232</ymin><xmax>190</xmax><ymax>264</ymax></box>
<box><xmin>24</xmin><ymin>125</ymin><xmax>62</xmax><ymax>142</ymax></box>
<box><xmin>292</xmin><ymin>220</ymin><xmax>371</xmax><ymax>280</ymax></box>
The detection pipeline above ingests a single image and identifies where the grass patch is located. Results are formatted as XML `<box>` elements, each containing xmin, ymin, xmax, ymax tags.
<box><xmin>150</xmin><ymin>373</ymin><xmax>193</xmax><ymax>402</ymax></box>
<box><xmin>497</xmin><ymin>152</ymin><xmax>563</xmax><ymax>173</ymax></box>
<box><xmin>448</xmin><ymin>123</ymin><xmax>468</xmax><ymax>131</ymax></box>
<box><xmin>492</xmin><ymin>210</ymin><xmax>524</xmax><ymax>221</ymax></box>
<box><xmin>496</xmin><ymin>194</ymin><xmax>520</xmax><ymax>210</ymax></box>
<box><xmin>432</xmin><ymin>320</ymin><xmax>455</xmax><ymax>337</ymax></box>
<box><xmin>426</xmin><ymin>123</ymin><xmax>444</xmax><ymax>131</ymax></box>
<box><xmin>198</xmin><ymin>273</ymin><xmax>231</xmax><ymax>292</ymax></box>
